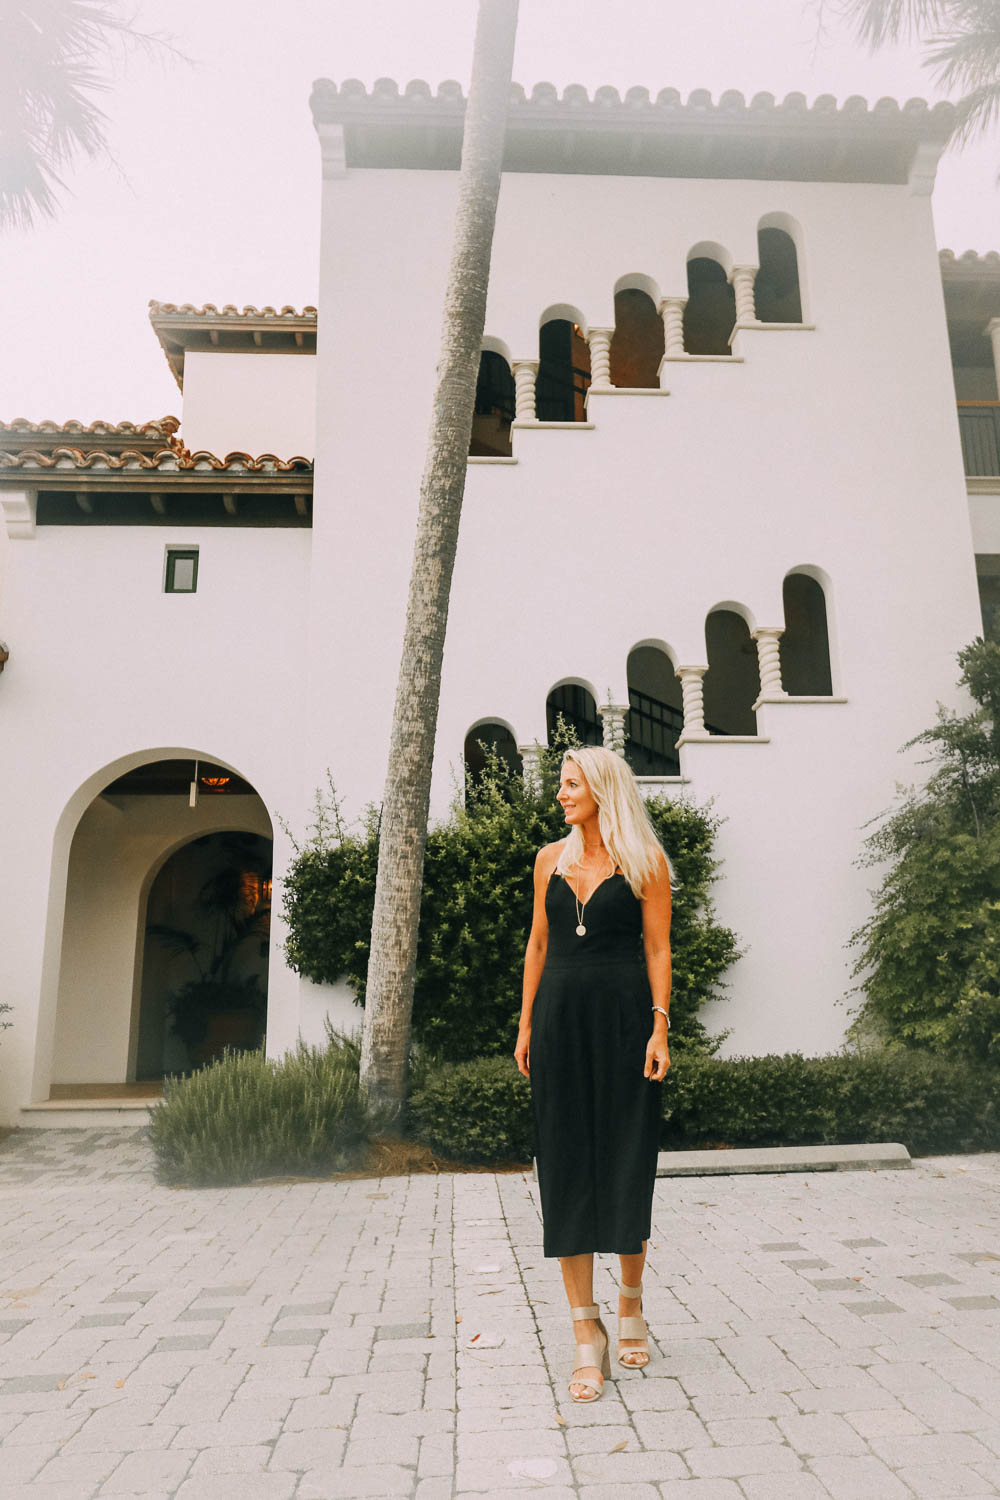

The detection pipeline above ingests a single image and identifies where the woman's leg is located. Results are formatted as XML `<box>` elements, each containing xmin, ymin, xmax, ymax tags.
<box><xmin>618</xmin><ymin>1242</ymin><xmax>648</xmax><ymax>1363</ymax></box>
<box><xmin>560</xmin><ymin>1253</ymin><xmax>604</xmax><ymax>1398</ymax></box>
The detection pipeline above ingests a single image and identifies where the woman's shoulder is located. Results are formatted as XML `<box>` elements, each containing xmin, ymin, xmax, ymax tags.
<box><xmin>535</xmin><ymin>839</ymin><xmax>566</xmax><ymax>872</ymax></box>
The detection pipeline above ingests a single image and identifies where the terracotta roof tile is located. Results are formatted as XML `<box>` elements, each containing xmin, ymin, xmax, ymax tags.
<box><xmin>148</xmin><ymin>302</ymin><xmax>316</xmax><ymax>320</ymax></box>
<box><xmin>0</xmin><ymin>417</ymin><xmax>179</xmax><ymax>437</ymax></box>
<box><xmin>0</xmin><ymin>448</ymin><xmax>312</xmax><ymax>474</ymax></box>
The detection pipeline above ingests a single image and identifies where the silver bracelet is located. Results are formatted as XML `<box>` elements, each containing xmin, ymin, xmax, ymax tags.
<box><xmin>652</xmin><ymin>1006</ymin><xmax>670</xmax><ymax>1028</ymax></box>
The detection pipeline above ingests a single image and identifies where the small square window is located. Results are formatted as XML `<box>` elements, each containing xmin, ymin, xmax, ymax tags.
<box><xmin>165</xmin><ymin>548</ymin><xmax>199</xmax><ymax>593</ymax></box>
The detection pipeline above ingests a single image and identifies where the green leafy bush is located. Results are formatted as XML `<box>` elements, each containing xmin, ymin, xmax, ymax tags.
<box><xmin>407</xmin><ymin>1048</ymin><xmax>1000</xmax><ymax>1164</ymax></box>
<box><xmin>662</xmin><ymin>1050</ymin><xmax>999</xmax><ymax>1154</ymax></box>
<box><xmin>283</xmin><ymin>739</ymin><xmax>741</xmax><ymax>1062</ymax></box>
<box><xmin>408</xmin><ymin>1055</ymin><xmax>533</xmax><ymax>1164</ymax></box>
<box><xmin>147</xmin><ymin>1031</ymin><xmax>389</xmax><ymax>1186</ymax></box>
<box><xmin>849</xmin><ymin>638</ymin><xmax>1000</xmax><ymax>1062</ymax></box>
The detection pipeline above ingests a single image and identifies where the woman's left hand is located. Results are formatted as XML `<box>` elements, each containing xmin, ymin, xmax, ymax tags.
<box><xmin>644</xmin><ymin>1034</ymin><xmax>670</xmax><ymax>1082</ymax></box>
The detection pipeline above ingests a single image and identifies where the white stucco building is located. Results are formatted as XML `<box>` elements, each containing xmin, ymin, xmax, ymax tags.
<box><xmin>2</xmin><ymin>80</ymin><xmax>999</xmax><ymax>1125</ymax></box>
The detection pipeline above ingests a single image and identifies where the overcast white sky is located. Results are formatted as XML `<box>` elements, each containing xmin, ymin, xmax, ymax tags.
<box><xmin>2</xmin><ymin>0</ymin><xmax>998</xmax><ymax>425</ymax></box>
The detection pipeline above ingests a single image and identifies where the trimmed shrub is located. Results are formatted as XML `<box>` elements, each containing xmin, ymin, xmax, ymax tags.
<box><xmin>849</xmin><ymin>638</ymin><xmax>1000</xmax><ymax>1063</ymax></box>
<box><xmin>408</xmin><ymin>1048</ymin><xmax>1000</xmax><ymax>1164</ymax></box>
<box><xmin>147</xmin><ymin>1031</ymin><xmax>389</xmax><ymax>1186</ymax></box>
<box><xmin>408</xmin><ymin>1055</ymin><xmax>533</xmax><ymax>1164</ymax></box>
<box><xmin>662</xmin><ymin>1050</ymin><xmax>999</xmax><ymax>1154</ymax></box>
<box><xmin>283</xmin><ymin>742</ymin><xmax>742</xmax><ymax>1062</ymax></box>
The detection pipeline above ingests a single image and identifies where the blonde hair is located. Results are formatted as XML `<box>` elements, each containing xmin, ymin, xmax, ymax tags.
<box><xmin>554</xmin><ymin>746</ymin><xmax>676</xmax><ymax>897</ymax></box>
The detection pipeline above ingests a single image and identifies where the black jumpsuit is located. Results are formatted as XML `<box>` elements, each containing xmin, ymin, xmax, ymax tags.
<box><xmin>529</xmin><ymin>872</ymin><xmax>662</xmax><ymax>1258</ymax></box>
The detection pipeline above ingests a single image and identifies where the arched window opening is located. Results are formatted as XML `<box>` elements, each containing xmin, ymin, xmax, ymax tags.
<box><xmin>703</xmin><ymin>611</ymin><xmax>759</xmax><ymax>734</ymax></box>
<box><xmin>683</xmin><ymin>259</ymin><xmax>736</xmax><ymax>356</ymax></box>
<box><xmin>755</xmin><ymin>228</ymin><xmax>802</xmax><ymax>323</ymax></box>
<box><xmin>537</xmin><ymin>319</ymin><xmax>592</xmax><ymax>421</ymax></box>
<box><xmin>780</xmin><ymin>574</ymin><xmax>833</xmax><ymax>695</ymax></box>
<box><xmin>626</xmin><ymin>646</ymin><xmax>682</xmax><ymax>775</ymax></box>
<box><xmin>463</xmin><ymin>722</ymin><xmax>523</xmax><ymax>784</ymax></box>
<box><xmin>470</xmin><ymin>351</ymin><xmax>515</xmax><ymax>457</ymax></box>
<box><xmin>546</xmin><ymin>684</ymin><xmax>602</xmax><ymax>748</ymax></box>
<box><xmin>610</xmin><ymin>289</ymin><xmax>664</xmax><ymax>389</ymax></box>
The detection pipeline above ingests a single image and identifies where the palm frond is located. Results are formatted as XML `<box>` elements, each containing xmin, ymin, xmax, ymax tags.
<box><xmin>949</xmin><ymin>77</ymin><xmax>1000</xmax><ymax>143</ymax></box>
<box><xmin>842</xmin><ymin>0</ymin><xmax>954</xmax><ymax>47</ymax></box>
<box><xmin>927</xmin><ymin>14</ymin><xmax>1000</xmax><ymax>92</ymax></box>
<box><xmin>0</xmin><ymin>0</ymin><xmax>179</xmax><ymax>231</ymax></box>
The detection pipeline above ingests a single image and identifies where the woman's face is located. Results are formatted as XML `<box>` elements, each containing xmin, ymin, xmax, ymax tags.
<box><xmin>557</xmin><ymin>760</ymin><xmax>599</xmax><ymax>828</ymax></box>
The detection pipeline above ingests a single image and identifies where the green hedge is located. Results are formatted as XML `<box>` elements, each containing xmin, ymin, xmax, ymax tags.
<box><xmin>147</xmin><ymin>1032</ymin><xmax>389</xmax><ymax>1186</ymax></box>
<box><xmin>283</xmin><ymin>744</ymin><xmax>742</xmax><ymax>1062</ymax></box>
<box><xmin>662</xmin><ymin>1050</ymin><xmax>998</xmax><ymax>1155</ymax></box>
<box><xmin>408</xmin><ymin>1048</ymin><xmax>1000</xmax><ymax>1165</ymax></box>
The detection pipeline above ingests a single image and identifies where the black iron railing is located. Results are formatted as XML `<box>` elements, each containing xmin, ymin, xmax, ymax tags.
<box><xmin>626</xmin><ymin>690</ymin><xmax>683</xmax><ymax>777</ymax></box>
<box><xmin>536</xmin><ymin>364</ymin><xmax>592</xmax><ymax>424</ymax></box>
<box><xmin>958</xmin><ymin>403</ymin><xmax>1000</xmax><ymax>477</ymax></box>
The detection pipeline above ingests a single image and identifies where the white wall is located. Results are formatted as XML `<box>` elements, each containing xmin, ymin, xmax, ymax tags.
<box><xmin>181</xmin><ymin>351</ymin><xmax>316</xmax><ymax>458</ymax></box>
<box><xmin>0</xmin><ymin>523</ymin><xmax>312</xmax><ymax>1117</ymax></box>
<box><xmin>306</xmin><ymin>164</ymin><xmax>981</xmax><ymax>1057</ymax></box>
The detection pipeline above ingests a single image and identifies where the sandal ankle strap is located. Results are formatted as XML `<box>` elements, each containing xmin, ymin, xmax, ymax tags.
<box><xmin>618</xmin><ymin>1315</ymin><xmax>646</xmax><ymax>1339</ymax></box>
<box><xmin>620</xmin><ymin>1282</ymin><xmax>643</xmax><ymax>1299</ymax></box>
<box><xmin>570</xmin><ymin>1303</ymin><xmax>600</xmax><ymax>1320</ymax></box>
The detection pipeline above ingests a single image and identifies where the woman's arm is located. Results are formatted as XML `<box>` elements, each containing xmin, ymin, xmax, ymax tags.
<box><xmin>641</xmin><ymin>851</ymin><xmax>673</xmax><ymax>1082</ymax></box>
<box><xmin>515</xmin><ymin>844</ymin><xmax>558</xmax><ymax>1077</ymax></box>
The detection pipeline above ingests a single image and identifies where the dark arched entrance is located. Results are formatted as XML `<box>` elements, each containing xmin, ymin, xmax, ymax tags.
<box><xmin>138</xmin><ymin>831</ymin><xmax>272</xmax><ymax>1077</ymax></box>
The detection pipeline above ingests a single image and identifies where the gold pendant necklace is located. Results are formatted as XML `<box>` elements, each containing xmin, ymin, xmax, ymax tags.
<box><xmin>574</xmin><ymin>853</ymin><xmax>613</xmax><ymax>937</ymax></box>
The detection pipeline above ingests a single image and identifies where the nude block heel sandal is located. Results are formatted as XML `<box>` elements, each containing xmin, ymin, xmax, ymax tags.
<box><xmin>569</xmin><ymin>1303</ymin><xmax>611</xmax><ymax>1402</ymax></box>
<box><xmin>617</xmin><ymin>1281</ymin><xmax>650</xmax><ymax>1369</ymax></box>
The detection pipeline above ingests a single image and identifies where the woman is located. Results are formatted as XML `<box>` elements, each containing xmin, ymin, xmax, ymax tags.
<box><xmin>515</xmin><ymin>745</ymin><xmax>672</xmax><ymax>1403</ymax></box>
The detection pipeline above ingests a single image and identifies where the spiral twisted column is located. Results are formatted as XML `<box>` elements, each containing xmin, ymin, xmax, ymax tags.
<box><xmin>587</xmin><ymin>328</ymin><xmax>614</xmax><ymax>388</ymax></box>
<box><xmin>675</xmin><ymin>665</ymin><xmax>709</xmax><ymax>741</ymax></box>
<box><xmin>659</xmin><ymin>297</ymin><xmax>688</xmax><ymax>357</ymax></box>
<box><xmin>518</xmin><ymin>743</ymin><xmax>542</xmax><ymax>793</ymax></box>
<box><xmin>752</xmin><ymin>626</ymin><xmax>786</xmax><ymax>697</ymax></box>
<box><xmin>597</xmin><ymin>703</ymin><xmax>630</xmax><ymax>758</ymax></box>
<box><xmin>731</xmin><ymin>265</ymin><xmax>759</xmax><ymax>325</ymax></box>
<box><xmin>511</xmin><ymin>360</ymin><xmax>539</xmax><ymax>422</ymax></box>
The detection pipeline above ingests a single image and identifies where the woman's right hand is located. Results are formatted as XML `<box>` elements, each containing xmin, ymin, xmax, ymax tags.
<box><xmin>514</xmin><ymin>1027</ymin><xmax>530</xmax><ymax>1078</ymax></box>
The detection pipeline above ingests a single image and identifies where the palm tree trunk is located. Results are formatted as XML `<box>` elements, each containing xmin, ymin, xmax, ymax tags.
<box><xmin>359</xmin><ymin>0</ymin><xmax>520</xmax><ymax>1111</ymax></box>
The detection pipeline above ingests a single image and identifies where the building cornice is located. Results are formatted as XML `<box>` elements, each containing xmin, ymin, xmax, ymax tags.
<box><xmin>310</xmin><ymin>77</ymin><xmax>955</xmax><ymax>185</ymax></box>
<box><xmin>148</xmin><ymin>302</ymin><xmax>318</xmax><ymax>390</ymax></box>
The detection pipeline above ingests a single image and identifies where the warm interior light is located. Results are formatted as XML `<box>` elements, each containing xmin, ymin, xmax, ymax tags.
<box><xmin>200</xmin><ymin>774</ymin><xmax>231</xmax><ymax>789</ymax></box>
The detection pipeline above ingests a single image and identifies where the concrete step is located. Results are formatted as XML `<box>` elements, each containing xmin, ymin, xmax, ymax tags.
<box><xmin>655</xmin><ymin>1142</ymin><xmax>912</xmax><ymax>1176</ymax></box>
<box><xmin>20</xmin><ymin>1098</ymin><xmax>158</xmax><ymax>1129</ymax></box>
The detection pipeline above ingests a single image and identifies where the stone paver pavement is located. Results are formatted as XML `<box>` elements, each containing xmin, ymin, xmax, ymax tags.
<box><xmin>1</xmin><ymin>1130</ymin><xmax>1000</xmax><ymax>1498</ymax></box>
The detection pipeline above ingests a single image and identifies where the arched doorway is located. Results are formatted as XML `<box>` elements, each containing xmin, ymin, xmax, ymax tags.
<box><xmin>49</xmin><ymin>754</ymin><xmax>272</xmax><ymax>1094</ymax></box>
